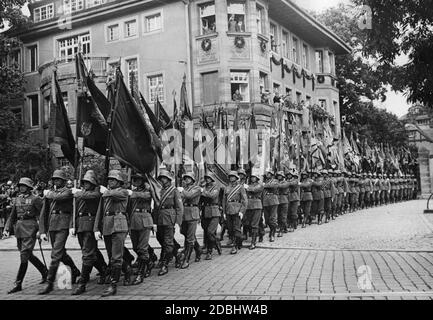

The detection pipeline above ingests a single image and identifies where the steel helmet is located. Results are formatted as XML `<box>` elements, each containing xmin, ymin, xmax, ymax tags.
<box><xmin>107</xmin><ymin>170</ymin><xmax>124</xmax><ymax>184</ymax></box>
<box><xmin>82</xmin><ymin>170</ymin><xmax>98</xmax><ymax>186</ymax></box>
<box><xmin>157</xmin><ymin>170</ymin><xmax>173</xmax><ymax>181</ymax></box>
<box><xmin>52</xmin><ymin>170</ymin><xmax>68</xmax><ymax>181</ymax></box>
<box><xmin>182</xmin><ymin>172</ymin><xmax>196</xmax><ymax>183</ymax></box>
<box><xmin>18</xmin><ymin>177</ymin><xmax>34</xmax><ymax>190</ymax></box>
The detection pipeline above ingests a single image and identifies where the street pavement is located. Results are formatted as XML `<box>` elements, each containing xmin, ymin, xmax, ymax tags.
<box><xmin>0</xmin><ymin>199</ymin><xmax>432</xmax><ymax>300</ymax></box>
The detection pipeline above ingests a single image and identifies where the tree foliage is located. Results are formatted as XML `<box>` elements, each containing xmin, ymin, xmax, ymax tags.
<box><xmin>0</xmin><ymin>0</ymin><xmax>51</xmax><ymax>182</ymax></box>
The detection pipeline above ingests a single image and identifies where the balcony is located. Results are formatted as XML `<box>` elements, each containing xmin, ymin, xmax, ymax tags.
<box><xmin>39</xmin><ymin>55</ymin><xmax>110</xmax><ymax>87</ymax></box>
<box><xmin>315</xmin><ymin>73</ymin><xmax>338</xmax><ymax>89</ymax></box>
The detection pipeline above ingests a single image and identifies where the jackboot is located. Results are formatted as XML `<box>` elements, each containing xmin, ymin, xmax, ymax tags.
<box><xmin>230</xmin><ymin>244</ymin><xmax>237</xmax><ymax>255</ymax></box>
<box><xmin>38</xmin><ymin>265</ymin><xmax>57</xmax><ymax>295</ymax></box>
<box><xmin>242</xmin><ymin>228</ymin><xmax>249</xmax><ymax>241</ymax></box>
<box><xmin>8</xmin><ymin>262</ymin><xmax>28</xmax><ymax>294</ymax></box>
<box><xmin>236</xmin><ymin>236</ymin><xmax>243</xmax><ymax>250</ymax></box>
<box><xmin>194</xmin><ymin>241</ymin><xmax>202</xmax><ymax>262</ymax></box>
<box><xmin>94</xmin><ymin>262</ymin><xmax>107</xmax><ymax>285</ymax></box>
<box><xmin>157</xmin><ymin>250</ymin><xmax>165</xmax><ymax>269</ymax></box>
<box><xmin>215</xmin><ymin>240</ymin><xmax>222</xmax><ymax>255</ymax></box>
<box><xmin>101</xmin><ymin>267</ymin><xmax>120</xmax><ymax>297</ymax></box>
<box><xmin>62</xmin><ymin>254</ymin><xmax>81</xmax><ymax>285</ymax></box>
<box><xmin>269</xmin><ymin>227</ymin><xmax>275</xmax><ymax>242</ymax></box>
<box><xmin>249</xmin><ymin>235</ymin><xmax>257</xmax><ymax>250</ymax></box>
<box><xmin>181</xmin><ymin>246</ymin><xmax>193</xmax><ymax>269</ymax></box>
<box><xmin>277</xmin><ymin>227</ymin><xmax>283</xmax><ymax>237</ymax></box>
<box><xmin>205</xmin><ymin>249</ymin><xmax>213</xmax><ymax>260</ymax></box>
<box><xmin>219</xmin><ymin>224</ymin><xmax>227</xmax><ymax>241</ymax></box>
<box><xmin>72</xmin><ymin>265</ymin><xmax>92</xmax><ymax>295</ymax></box>
<box><xmin>258</xmin><ymin>234</ymin><xmax>264</xmax><ymax>243</ymax></box>
<box><xmin>158</xmin><ymin>260</ymin><xmax>169</xmax><ymax>276</ymax></box>
<box><xmin>104</xmin><ymin>265</ymin><xmax>112</xmax><ymax>284</ymax></box>
<box><xmin>173</xmin><ymin>242</ymin><xmax>182</xmax><ymax>269</ymax></box>
<box><xmin>122</xmin><ymin>262</ymin><xmax>132</xmax><ymax>286</ymax></box>
<box><xmin>144</xmin><ymin>259</ymin><xmax>154</xmax><ymax>278</ymax></box>
<box><xmin>226</xmin><ymin>237</ymin><xmax>234</xmax><ymax>247</ymax></box>
<box><xmin>132</xmin><ymin>259</ymin><xmax>148</xmax><ymax>285</ymax></box>
<box><xmin>29</xmin><ymin>254</ymin><xmax>48</xmax><ymax>284</ymax></box>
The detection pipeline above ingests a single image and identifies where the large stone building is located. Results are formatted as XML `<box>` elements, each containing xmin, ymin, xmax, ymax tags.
<box><xmin>7</xmin><ymin>0</ymin><xmax>351</xmax><ymax>163</ymax></box>
<box><xmin>401</xmin><ymin>103</ymin><xmax>433</xmax><ymax>198</ymax></box>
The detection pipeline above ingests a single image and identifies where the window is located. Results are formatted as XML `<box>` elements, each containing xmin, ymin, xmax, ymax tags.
<box><xmin>10</xmin><ymin>50</ymin><xmax>21</xmax><ymax>70</ymax></box>
<box><xmin>333</xmin><ymin>100</ymin><xmax>338</xmax><ymax>117</ymax></box>
<box><xmin>316</xmin><ymin>50</ymin><xmax>324</xmax><ymax>73</ymax></box>
<box><xmin>230</xmin><ymin>71</ymin><xmax>249</xmax><ymax>103</ymax></box>
<box><xmin>27</xmin><ymin>45</ymin><xmax>38</xmax><ymax>72</ymax></box>
<box><xmin>107</xmin><ymin>24</ymin><xmax>120</xmax><ymax>42</ymax></box>
<box><xmin>296</xmin><ymin>92</ymin><xmax>302</xmax><ymax>104</ymax></box>
<box><xmin>256</xmin><ymin>5</ymin><xmax>265</xmax><ymax>35</ymax></box>
<box><xmin>202</xmin><ymin>71</ymin><xmax>219</xmax><ymax>105</ymax></box>
<box><xmin>199</xmin><ymin>2</ymin><xmax>216</xmax><ymax>35</ymax></box>
<box><xmin>148</xmin><ymin>74</ymin><xmax>164</xmax><ymax>105</ymax></box>
<box><xmin>34</xmin><ymin>4</ymin><xmax>54</xmax><ymax>22</ymax></box>
<box><xmin>58</xmin><ymin>33</ymin><xmax>90</xmax><ymax>60</ymax></box>
<box><xmin>285</xmin><ymin>88</ymin><xmax>292</xmax><ymax>101</ymax></box>
<box><xmin>319</xmin><ymin>99</ymin><xmax>327</xmax><ymax>109</ymax></box>
<box><xmin>259</xmin><ymin>72</ymin><xmax>268</xmax><ymax>94</ymax></box>
<box><xmin>292</xmin><ymin>37</ymin><xmax>299</xmax><ymax>64</ymax></box>
<box><xmin>282</xmin><ymin>31</ymin><xmax>289</xmax><ymax>58</ymax></box>
<box><xmin>302</xmin><ymin>44</ymin><xmax>309</xmax><ymax>69</ymax></box>
<box><xmin>63</xmin><ymin>0</ymin><xmax>84</xmax><ymax>14</ymax></box>
<box><xmin>86</xmin><ymin>0</ymin><xmax>107</xmax><ymax>8</ymax></box>
<box><xmin>28</xmin><ymin>95</ymin><xmax>40</xmax><ymax>127</ymax></box>
<box><xmin>329</xmin><ymin>51</ymin><xmax>335</xmax><ymax>74</ymax></box>
<box><xmin>270</xmin><ymin>23</ymin><xmax>277</xmax><ymax>53</ymax></box>
<box><xmin>145</xmin><ymin>12</ymin><xmax>162</xmax><ymax>33</ymax></box>
<box><xmin>126</xmin><ymin>58</ymin><xmax>138</xmax><ymax>93</ymax></box>
<box><xmin>227</xmin><ymin>1</ymin><xmax>246</xmax><ymax>32</ymax></box>
<box><xmin>306</xmin><ymin>95</ymin><xmax>312</xmax><ymax>106</ymax></box>
<box><xmin>125</xmin><ymin>20</ymin><xmax>137</xmax><ymax>38</ymax></box>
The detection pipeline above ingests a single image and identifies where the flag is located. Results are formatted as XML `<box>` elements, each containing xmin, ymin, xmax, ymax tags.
<box><xmin>110</xmin><ymin>71</ymin><xmax>157</xmax><ymax>174</ymax></box>
<box><xmin>180</xmin><ymin>74</ymin><xmax>192</xmax><ymax>120</ymax></box>
<box><xmin>155</xmin><ymin>97</ymin><xmax>172</xmax><ymax>130</ymax></box>
<box><xmin>248</xmin><ymin>109</ymin><xmax>258</xmax><ymax>171</ymax></box>
<box><xmin>49</xmin><ymin>71</ymin><xmax>79</xmax><ymax>166</ymax></box>
<box><xmin>75</xmin><ymin>53</ymin><xmax>109</xmax><ymax>156</ymax></box>
<box><xmin>140</xmin><ymin>93</ymin><xmax>161</xmax><ymax>135</ymax></box>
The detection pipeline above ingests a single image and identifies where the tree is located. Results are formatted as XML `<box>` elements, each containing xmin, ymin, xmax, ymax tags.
<box><xmin>352</xmin><ymin>0</ymin><xmax>433</xmax><ymax>108</ymax></box>
<box><xmin>0</xmin><ymin>1</ymin><xmax>51</xmax><ymax>182</ymax></box>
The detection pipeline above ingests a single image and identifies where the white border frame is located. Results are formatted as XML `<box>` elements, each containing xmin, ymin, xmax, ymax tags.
<box><xmin>142</xmin><ymin>8</ymin><xmax>164</xmax><ymax>37</ymax></box>
<box><xmin>26</xmin><ymin>91</ymin><xmax>41</xmax><ymax>130</ymax></box>
<box><xmin>24</xmin><ymin>41</ymin><xmax>40</xmax><ymax>75</ymax></box>
<box><xmin>144</xmin><ymin>70</ymin><xmax>167</xmax><ymax>106</ymax></box>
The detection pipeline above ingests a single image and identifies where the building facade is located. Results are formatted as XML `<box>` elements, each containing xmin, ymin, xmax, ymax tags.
<box><xmin>401</xmin><ymin>103</ymin><xmax>432</xmax><ymax>197</ymax></box>
<box><xmin>7</xmin><ymin>0</ymin><xmax>351</xmax><ymax>162</ymax></box>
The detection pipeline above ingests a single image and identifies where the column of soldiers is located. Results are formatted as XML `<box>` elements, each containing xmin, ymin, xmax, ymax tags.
<box><xmin>2</xmin><ymin>168</ymin><xmax>418</xmax><ymax>296</ymax></box>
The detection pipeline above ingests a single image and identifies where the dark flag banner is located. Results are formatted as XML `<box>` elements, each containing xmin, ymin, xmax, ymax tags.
<box><xmin>110</xmin><ymin>72</ymin><xmax>156</xmax><ymax>174</ymax></box>
<box><xmin>140</xmin><ymin>93</ymin><xmax>162</xmax><ymax>135</ymax></box>
<box><xmin>156</xmin><ymin>97</ymin><xmax>172</xmax><ymax>130</ymax></box>
<box><xmin>49</xmin><ymin>71</ymin><xmax>79</xmax><ymax>166</ymax></box>
<box><xmin>77</xmin><ymin>93</ymin><xmax>108</xmax><ymax>156</ymax></box>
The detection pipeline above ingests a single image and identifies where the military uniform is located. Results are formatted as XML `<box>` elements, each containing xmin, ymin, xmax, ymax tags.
<box><xmin>5</xmin><ymin>178</ymin><xmax>47</xmax><ymax>294</ymax></box>
<box><xmin>311</xmin><ymin>173</ymin><xmax>324</xmax><ymax>224</ymax></box>
<box><xmin>262</xmin><ymin>172</ymin><xmax>279</xmax><ymax>241</ymax></box>
<box><xmin>335</xmin><ymin>173</ymin><xmax>344</xmax><ymax>215</ymax></box>
<box><xmin>223</xmin><ymin>172</ymin><xmax>247</xmax><ymax>253</ymax></box>
<box><xmin>244</xmin><ymin>171</ymin><xmax>263</xmax><ymax>250</ymax></box>
<box><xmin>200</xmin><ymin>173</ymin><xmax>222</xmax><ymax>258</ymax></box>
<box><xmin>300</xmin><ymin>173</ymin><xmax>313</xmax><ymax>227</ymax></box>
<box><xmin>364</xmin><ymin>174</ymin><xmax>372</xmax><ymax>208</ymax></box>
<box><xmin>322</xmin><ymin>171</ymin><xmax>333</xmax><ymax>222</ymax></box>
<box><xmin>342</xmin><ymin>172</ymin><xmax>350</xmax><ymax>213</ymax></box>
<box><xmin>358</xmin><ymin>175</ymin><xmax>365</xmax><ymax>209</ymax></box>
<box><xmin>94</xmin><ymin>170</ymin><xmax>130</xmax><ymax>296</ymax></box>
<box><xmin>39</xmin><ymin>170</ymin><xmax>81</xmax><ymax>295</ymax></box>
<box><xmin>154</xmin><ymin>170</ymin><xmax>183</xmax><ymax>275</ymax></box>
<box><xmin>276</xmin><ymin>172</ymin><xmax>290</xmax><ymax>236</ymax></box>
<box><xmin>127</xmin><ymin>174</ymin><xmax>154</xmax><ymax>284</ymax></box>
<box><xmin>287</xmin><ymin>172</ymin><xmax>300</xmax><ymax>229</ymax></box>
<box><xmin>72</xmin><ymin>171</ymin><xmax>107</xmax><ymax>295</ymax></box>
<box><xmin>179</xmin><ymin>173</ymin><xmax>202</xmax><ymax>269</ymax></box>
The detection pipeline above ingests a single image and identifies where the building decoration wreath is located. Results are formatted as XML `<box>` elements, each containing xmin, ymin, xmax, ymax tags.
<box><xmin>317</xmin><ymin>75</ymin><xmax>325</xmax><ymax>84</ymax></box>
<box><xmin>234</xmin><ymin>36</ymin><xmax>246</xmax><ymax>49</ymax></box>
<box><xmin>260</xmin><ymin>39</ymin><xmax>267</xmax><ymax>53</ymax></box>
<box><xmin>201</xmin><ymin>38</ymin><xmax>212</xmax><ymax>52</ymax></box>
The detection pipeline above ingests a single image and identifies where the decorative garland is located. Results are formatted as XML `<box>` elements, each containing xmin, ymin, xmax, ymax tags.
<box><xmin>269</xmin><ymin>55</ymin><xmax>316</xmax><ymax>91</ymax></box>
<box><xmin>317</xmin><ymin>75</ymin><xmax>325</xmax><ymax>84</ymax></box>
<box><xmin>234</xmin><ymin>36</ymin><xmax>245</xmax><ymax>49</ymax></box>
<box><xmin>201</xmin><ymin>39</ymin><xmax>212</xmax><ymax>52</ymax></box>
<box><xmin>309</xmin><ymin>104</ymin><xmax>334</xmax><ymax>121</ymax></box>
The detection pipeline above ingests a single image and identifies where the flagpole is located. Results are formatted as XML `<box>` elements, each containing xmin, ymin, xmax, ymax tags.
<box><xmin>104</xmin><ymin>69</ymin><xmax>118</xmax><ymax>184</ymax></box>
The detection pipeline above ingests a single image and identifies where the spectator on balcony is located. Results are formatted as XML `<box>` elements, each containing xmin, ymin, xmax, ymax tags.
<box><xmin>228</xmin><ymin>15</ymin><xmax>237</xmax><ymax>32</ymax></box>
<box><xmin>233</xmin><ymin>89</ymin><xmax>243</xmax><ymax>102</ymax></box>
<box><xmin>261</xmin><ymin>91</ymin><xmax>271</xmax><ymax>104</ymax></box>
<box><xmin>273</xmin><ymin>91</ymin><xmax>281</xmax><ymax>105</ymax></box>
<box><xmin>202</xmin><ymin>19</ymin><xmax>210</xmax><ymax>35</ymax></box>
<box><xmin>210</xmin><ymin>22</ymin><xmax>216</xmax><ymax>33</ymax></box>
<box><xmin>236</xmin><ymin>17</ymin><xmax>245</xmax><ymax>32</ymax></box>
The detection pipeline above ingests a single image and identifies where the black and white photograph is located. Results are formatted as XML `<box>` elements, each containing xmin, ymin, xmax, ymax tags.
<box><xmin>0</xmin><ymin>0</ymin><xmax>433</xmax><ymax>309</ymax></box>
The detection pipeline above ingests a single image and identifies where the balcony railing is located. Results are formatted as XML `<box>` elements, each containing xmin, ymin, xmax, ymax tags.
<box><xmin>39</xmin><ymin>55</ymin><xmax>109</xmax><ymax>85</ymax></box>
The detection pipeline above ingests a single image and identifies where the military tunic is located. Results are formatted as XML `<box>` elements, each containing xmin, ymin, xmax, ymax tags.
<box><xmin>180</xmin><ymin>185</ymin><xmax>201</xmax><ymax>247</ymax></box>
<box><xmin>200</xmin><ymin>183</ymin><xmax>221</xmax><ymax>252</ymax></box>
<box><xmin>244</xmin><ymin>182</ymin><xmax>263</xmax><ymax>236</ymax></box>
<box><xmin>322</xmin><ymin>177</ymin><xmax>333</xmax><ymax>218</ymax></box>
<box><xmin>262</xmin><ymin>178</ymin><xmax>279</xmax><ymax>232</ymax></box>
<box><xmin>288</xmin><ymin>179</ymin><xmax>300</xmax><ymax>226</ymax></box>
<box><xmin>223</xmin><ymin>183</ymin><xmax>247</xmax><ymax>242</ymax></box>
<box><xmin>300</xmin><ymin>179</ymin><xmax>313</xmax><ymax>220</ymax></box>
<box><xmin>277</xmin><ymin>180</ymin><xmax>290</xmax><ymax>231</ymax></box>
<box><xmin>312</xmin><ymin>179</ymin><xmax>324</xmax><ymax>218</ymax></box>
<box><xmin>127</xmin><ymin>183</ymin><xmax>154</xmax><ymax>262</ymax></box>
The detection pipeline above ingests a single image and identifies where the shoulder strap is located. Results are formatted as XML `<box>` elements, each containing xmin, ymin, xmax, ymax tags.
<box><xmin>158</xmin><ymin>186</ymin><xmax>176</xmax><ymax>209</ymax></box>
<box><xmin>227</xmin><ymin>184</ymin><xmax>242</xmax><ymax>202</ymax></box>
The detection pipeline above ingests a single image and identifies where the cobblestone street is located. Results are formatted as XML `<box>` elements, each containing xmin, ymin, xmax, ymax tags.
<box><xmin>1</xmin><ymin>200</ymin><xmax>432</xmax><ymax>300</ymax></box>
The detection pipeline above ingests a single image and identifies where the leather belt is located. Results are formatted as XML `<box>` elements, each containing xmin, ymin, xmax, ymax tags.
<box><xmin>79</xmin><ymin>212</ymin><xmax>95</xmax><ymax>217</ymax></box>
<box><xmin>105</xmin><ymin>211</ymin><xmax>126</xmax><ymax>216</ymax></box>
<box><xmin>160</xmin><ymin>206</ymin><xmax>174</xmax><ymax>209</ymax></box>
<box><xmin>18</xmin><ymin>215</ymin><xmax>35</xmax><ymax>221</ymax></box>
<box><xmin>184</xmin><ymin>204</ymin><xmax>198</xmax><ymax>207</ymax></box>
<box><xmin>134</xmin><ymin>209</ymin><xmax>150</xmax><ymax>213</ymax></box>
<box><xmin>52</xmin><ymin>210</ymin><xmax>70</xmax><ymax>215</ymax></box>
<box><xmin>228</xmin><ymin>200</ymin><xmax>240</xmax><ymax>203</ymax></box>
<box><xmin>248</xmin><ymin>196</ymin><xmax>260</xmax><ymax>199</ymax></box>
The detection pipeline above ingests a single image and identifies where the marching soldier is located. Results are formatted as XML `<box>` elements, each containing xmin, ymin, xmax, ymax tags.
<box><xmin>244</xmin><ymin>170</ymin><xmax>263</xmax><ymax>250</ymax></box>
<box><xmin>71</xmin><ymin>171</ymin><xmax>108</xmax><ymax>295</ymax></box>
<box><xmin>335</xmin><ymin>170</ymin><xmax>344</xmax><ymax>216</ymax></box>
<box><xmin>262</xmin><ymin>169</ymin><xmax>279</xmax><ymax>242</ymax></box>
<box><xmin>311</xmin><ymin>171</ymin><xmax>324</xmax><ymax>224</ymax></box>
<box><xmin>222</xmin><ymin>171</ymin><xmax>247</xmax><ymax>254</ymax></box>
<box><xmin>238</xmin><ymin>169</ymin><xmax>250</xmax><ymax>241</ymax></box>
<box><xmin>94</xmin><ymin>170</ymin><xmax>131</xmax><ymax>297</ymax></box>
<box><xmin>38</xmin><ymin>170</ymin><xmax>81</xmax><ymax>295</ymax></box>
<box><xmin>127</xmin><ymin>173</ymin><xmax>157</xmax><ymax>285</ymax></box>
<box><xmin>342</xmin><ymin>171</ymin><xmax>350</xmax><ymax>214</ymax></box>
<box><xmin>287</xmin><ymin>171</ymin><xmax>300</xmax><ymax>230</ymax></box>
<box><xmin>200</xmin><ymin>173</ymin><xmax>222</xmax><ymax>260</ymax></box>
<box><xmin>154</xmin><ymin>170</ymin><xmax>183</xmax><ymax>276</ymax></box>
<box><xmin>322</xmin><ymin>170</ymin><xmax>333</xmax><ymax>223</ymax></box>
<box><xmin>364</xmin><ymin>173</ymin><xmax>372</xmax><ymax>208</ymax></box>
<box><xmin>353</xmin><ymin>174</ymin><xmax>360</xmax><ymax>211</ymax></box>
<box><xmin>276</xmin><ymin>171</ymin><xmax>290</xmax><ymax>237</ymax></box>
<box><xmin>3</xmin><ymin>178</ymin><xmax>48</xmax><ymax>294</ymax></box>
<box><xmin>300</xmin><ymin>171</ymin><xmax>313</xmax><ymax>227</ymax></box>
<box><xmin>329</xmin><ymin>170</ymin><xmax>338</xmax><ymax>219</ymax></box>
<box><xmin>372</xmin><ymin>173</ymin><xmax>380</xmax><ymax>206</ymax></box>
<box><xmin>358</xmin><ymin>173</ymin><xmax>366</xmax><ymax>209</ymax></box>
<box><xmin>179</xmin><ymin>172</ymin><xmax>202</xmax><ymax>269</ymax></box>
<box><xmin>384</xmin><ymin>174</ymin><xmax>391</xmax><ymax>205</ymax></box>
